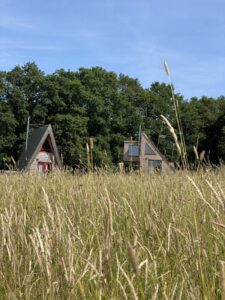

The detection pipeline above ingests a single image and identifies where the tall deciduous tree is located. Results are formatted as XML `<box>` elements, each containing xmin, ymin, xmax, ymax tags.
<box><xmin>1</xmin><ymin>62</ymin><xmax>225</xmax><ymax>169</ymax></box>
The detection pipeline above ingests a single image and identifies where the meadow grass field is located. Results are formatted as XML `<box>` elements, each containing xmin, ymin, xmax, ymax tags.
<box><xmin>0</xmin><ymin>169</ymin><xmax>225</xmax><ymax>299</ymax></box>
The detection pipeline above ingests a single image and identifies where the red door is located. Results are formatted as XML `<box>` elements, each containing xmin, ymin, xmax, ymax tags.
<box><xmin>38</xmin><ymin>162</ymin><xmax>52</xmax><ymax>174</ymax></box>
<box><xmin>38</xmin><ymin>162</ymin><xmax>46</xmax><ymax>174</ymax></box>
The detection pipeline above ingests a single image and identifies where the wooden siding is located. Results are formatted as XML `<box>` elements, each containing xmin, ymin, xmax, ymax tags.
<box><xmin>29</xmin><ymin>151</ymin><xmax>57</xmax><ymax>174</ymax></box>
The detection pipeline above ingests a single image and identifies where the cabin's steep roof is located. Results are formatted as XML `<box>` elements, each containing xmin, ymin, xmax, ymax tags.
<box><xmin>17</xmin><ymin>125</ymin><xmax>61</xmax><ymax>172</ymax></box>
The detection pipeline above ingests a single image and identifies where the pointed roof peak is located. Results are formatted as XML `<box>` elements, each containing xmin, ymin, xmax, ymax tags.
<box><xmin>17</xmin><ymin>124</ymin><xmax>61</xmax><ymax>172</ymax></box>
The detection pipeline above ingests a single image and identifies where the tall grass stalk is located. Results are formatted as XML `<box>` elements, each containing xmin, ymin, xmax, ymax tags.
<box><xmin>219</xmin><ymin>261</ymin><xmax>225</xmax><ymax>300</ymax></box>
<box><xmin>164</xmin><ymin>60</ymin><xmax>188</xmax><ymax>169</ymax></box>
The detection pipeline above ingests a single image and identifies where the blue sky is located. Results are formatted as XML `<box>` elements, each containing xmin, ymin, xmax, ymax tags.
<box><xmin>0</xmin><ymin>0</ymin><xmax>224</xmax><ymax>99</ymax></box>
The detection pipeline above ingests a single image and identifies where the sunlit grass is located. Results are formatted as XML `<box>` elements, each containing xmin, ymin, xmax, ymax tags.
<box><xmin>0</xmin><ymin>169</ymin><xmax>225</xmax><ymax>299</ymax></box>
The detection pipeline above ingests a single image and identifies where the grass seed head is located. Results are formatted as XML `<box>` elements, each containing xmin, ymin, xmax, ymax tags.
<box><xmin>164</xmin><ymin>60</ymin><xmax>170</xmax><ymax>77</ymax></box>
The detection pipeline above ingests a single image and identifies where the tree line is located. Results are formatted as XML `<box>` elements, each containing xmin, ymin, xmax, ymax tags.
<box><xmin>0</xmin><ymin>62</ymin><xmax>225</xmax><ymax>169</ymax></box>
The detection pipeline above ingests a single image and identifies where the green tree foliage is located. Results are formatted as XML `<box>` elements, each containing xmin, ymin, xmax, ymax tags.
<box><xmin>0</xmin><ymin>101</ymin><xmax>17</xmax><ymax>168</ymax></box>
<box><xmin>142</xmin><ymin>82</ymin><xmax>181</xmax><ymax>161</ymax></box>
<box><xmin>181</xmin><ymin>96</ymin><xmax>225</xmax><ymax>163</ymax></box>
<box><xmin>0</xmin><ymin>62</ymin><xmax>225</xmax><ymax>169</ymax></box>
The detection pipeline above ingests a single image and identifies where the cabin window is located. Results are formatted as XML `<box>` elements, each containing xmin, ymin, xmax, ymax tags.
<box><xmin>128</xmin><ymin>145</ymin><xmax>139</xmax><ymax>156</ymax></box>
<box><xmin>40</xmin><ymin>140</ymin><xmax>51</xmax><ymax>152</ymax></box>
<box><xmin>148</xmin><ymin>160</ymin><xmax>162</xmax><ymax>172</ymax></box>
<box><xmin>145</xmin><ymin>143</ymin><xmax>156</xmax><ymax>155</ymax></box>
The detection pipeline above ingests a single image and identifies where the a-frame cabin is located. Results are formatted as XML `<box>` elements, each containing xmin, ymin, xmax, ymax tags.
<box><xmin>17</xmin><ymin>125</ymin><xmax>62</xmax><ymax>174</ymax></box>
<box><xmin>123</xmin><ymin>132</ymin><xmax>172</xmax><ymax>173</ymax></box>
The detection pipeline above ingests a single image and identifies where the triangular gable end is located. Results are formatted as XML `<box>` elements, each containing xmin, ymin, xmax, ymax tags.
<box><xmin>141</xmin><ymin>132</ymin><xmax>170</xmax><ymax>164</ymax></box>
<box><xmin>17</xmin><ymin>125</ymin><xmax>62</xmax><ymax>172</ymax></box>
<box><xmin>39</xmin><ymin>134</ymin><xmax>58</xmax><ymax>160</ymax></box>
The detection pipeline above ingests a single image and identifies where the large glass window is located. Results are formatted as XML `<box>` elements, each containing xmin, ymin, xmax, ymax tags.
<box><xmin>145</xmin><ymin>143</ymin><xmax>156</xmax><ymax>155</ymax></box>
<box><xmin>148</xmin><ymin>160</ymin><xmax>162</xmax><ymax>172</ymax></box>
<box><xmin>128</xmin><ymin>145</ymin><xmax>139</xmax><ymax>156</ymax></box>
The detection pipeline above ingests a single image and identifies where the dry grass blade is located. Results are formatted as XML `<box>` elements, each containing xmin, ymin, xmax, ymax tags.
<box><xmin>219</xmin><ymin>261</ymin><xmax>225</xmax><ymax>300</ymax></box>
<box><xmin>120</xmin><ymin>264</ymin><xmax>138</xmax><ymax>300</ymax></box>
<box><xmin>151</xmin><ymin>284</ymin><xmax>159</xmax><ymax>300</ymax></box>
<box><xmin>104</xmin><ymin>188</ymin><xmax>113</xmax><ymax>237</ymax></box>
<box><xmin>193</xmin><ymin>145</ymin><xmax>199</xmax><ymax>161</ymax></box>
<box><xmin>200</xmin><ymin>150</ymin><xmax>206</xmax><ymax>162</ymax></box>
<box><xmin>162</xmin><ymin>60</ymin><xmax>188</xmax><ymax>169</ymax></box>
<box><xmin>103</xmin><ymin>188</ymin><xmax>114</xmax><ymax>264</ymax></box>
<box><xmin>89</xmin><ymin>137</ymin><xmax>94</xmax><ymax>150</ymax></box>
<box><xmin>77</xmin><ymin>281</ymin><xmax>86</xmax><ymax>298</ymax></box>
<box><xmin>127</xmin><ymin>242</ymin><xmax>139</xmax><ymax>276</ymax></box>
<box><xmin>161</xmin><ymin>115</ymin><xmax>181</xmax><ymax>156</ymax></box>
<box><xmin>205</xmin><ymin>179</ymin><xmax>224</xmax><ymax>208</ymax></box>
<box><xmin>187</xmin><ymin>176</ymin><xmax>218</xmax><ymax>216</ymax></box>
<box><xmin>212</xmin><ymin>222</ymin><xmax>225</xmax><ymax>230</ymax></box>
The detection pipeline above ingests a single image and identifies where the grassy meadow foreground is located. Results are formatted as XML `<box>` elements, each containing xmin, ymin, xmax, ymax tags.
<box><xmin>0</xmin><ymin>170</ymin><xmax>225</xmax><ymax>299</ymax></box>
